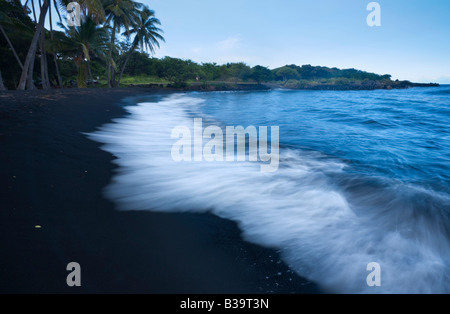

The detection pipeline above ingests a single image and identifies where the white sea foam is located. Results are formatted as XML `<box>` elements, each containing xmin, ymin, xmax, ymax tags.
<box><xmin>88</xmin><ymin>94</ymin><xmax>449</xmax><ymax>294</ymax></box>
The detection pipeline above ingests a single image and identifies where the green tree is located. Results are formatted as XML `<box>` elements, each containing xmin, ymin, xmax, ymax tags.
<box><xmin>251</xmin><ymin>65</ymin><xmax>273</xmax><ymax>84</ymax></box>
<box><xmin>16</xmin><ymin>0</ymin><xmax>106</xmax><ymax>90</ymax></box>
<box><xmin>0</xmin><ymin>0</ymin><xmax>34</xmax><ymax>89</ymax></box>
<box><xmin>117</xmin><ymin>6</ymin><xmax>164</xmax><ymax>86</ymax></box>
<box><xmin>275</xmin><ymin>66</ymin><xmax>299</xmax><ymax>82</ymax></box>
<box><xmin>157</xmin><ymin>57</ymin><xmax>196</xmax><ymax>87</ymax></box>
<box><xmin>0</xmin><ymin>0</ymin><xmax>30</xmax><ymax>70</ymax></box>
<box><xmin>49</xmin><ymin>17</ymin><xmax>109</xmax><ymax>87</ymax></box>
<box><xmin>198</xmin><ymin>62</ymin><xmax>220</xmax><ymax>84</ymax></box>
<box><xmin>228</xmin><ymin>62</ymin><xmax>251</xmax><ymax>83</ymax></box>
<box><xmin>103</xmin><ymin>0</ymin><xmax>141</xmax><ymax>87</ymax></box>
<box><xmin>17</xmin><ymin>0</ymin><xmax>50</xmax><ymax>90</ymax></box>
<box><xmin>119</xmin><ymin>49</ymin><xmax>158</xmax><ymax>77</ymax></box>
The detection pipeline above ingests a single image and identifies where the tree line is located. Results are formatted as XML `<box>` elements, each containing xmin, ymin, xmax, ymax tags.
<box><xmin>119</xmin><ymin>53</ymin><xmax>393</xmax><ymax>88</ymax></box>
<box><xmin>0</xmin><ymin>0</ymin><xmax>395</xmax><ymax>90</ymax></box>
<box><xmin>0</xmin><ymin>0</ymin><xmax>164</xmax><ymax>89</ymax></box>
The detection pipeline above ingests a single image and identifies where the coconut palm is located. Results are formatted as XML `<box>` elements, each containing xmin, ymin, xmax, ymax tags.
<box><xmin>17</xmin><ymin>0</ymin><xmax>105</xmax><ymax>90</ymax></box>
<box><xmin>49</xmin><ymin>16</ymin><xmax>109</xmax><ymax>88</ymax></box>
<box><xmin>116</xmin><ymin>6</ymin><xmax>164</xmax><ymax>86</ymax></box>
<box><xmin>17</xmin><ymin>0</ymin><xmax>50</xmax><ymax>90</ymax></box>
<box><xmin>0</xmin><ymin>0</ymin><xmax>30</xmax><ymax>70</ymax></box>
<box><xmin>40</xmin><ymin>0</ymin><xmax>105</xmax><ymax>88</ymax></box>
<box><xmin>0</xmin><ymin>0</ymin><xmax>39</xmax><ymax>89</ymax></box>
<box><xmin>52</xmin><ymin>0</ymin><xmax>105</xmax><ymax>22</ymax></box>
<box><xmin>103</xmin><ymin>0</ymin><xmax>141</xmax><ymax>87</ymax></box>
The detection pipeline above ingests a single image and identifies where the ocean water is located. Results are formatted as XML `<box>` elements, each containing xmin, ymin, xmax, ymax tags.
<box><xmin>88</xmin><ymin>87</ymin><xmax>450</xmax><ymax>293</ymax></box>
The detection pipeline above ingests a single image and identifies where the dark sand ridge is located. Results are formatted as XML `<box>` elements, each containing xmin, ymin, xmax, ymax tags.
<box><xmin>0</xmin><ymin>88</ymin><xmax>320</xmax><ymax>293</ymax></box>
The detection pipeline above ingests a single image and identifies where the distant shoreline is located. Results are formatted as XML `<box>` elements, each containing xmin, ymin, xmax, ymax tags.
<box><xmin>1</xmin><ymin>81</ymin><xmax>441</xmax><ymax>95</ymax></box>
<box><xmin>127</xmin><ymin>81</ymin><xmax>440</xmax><ymax>92</ymax></box>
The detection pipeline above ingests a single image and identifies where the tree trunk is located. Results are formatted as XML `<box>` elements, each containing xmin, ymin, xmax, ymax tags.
<box><xmin>23</xmin><ymin>0</ymin><xmax>29</xmax><ymax>15</ymax></box>
<box><xmin>26</xmin><ymin>52</ymin><xmax>36</xmax><ymax>90</ymax></box>
<box><xmin>117</xmin><ymin>42</ymin><xmax>138</xmax><ymax>87</ymax></box>
<box><xmin>111</xmin><ymin>62</ymin><xmax>116</xmax><ymax>87</ymax></box>
<box><xmin>0</xmin><ymin>71</ymin><xmax>7</xmax><ymax>90</ymax></box>
<box><xmin>48</xmin><ymin>2</ymin><xmax>63</xmax><ymax>88</ymax></box>
<box><xmin>43</xmin><ymin>46</ymin><xmax>50</xmax><ymax>88</ymax></box>
<box><xmin>108</xmin><ymin>22</ymin><xmax>116</xmax><ymax>88</ymax></box>
<box><xmin>0</xmin><ymin>25</ymin><xmax>24</xmax><ymax>70</ymax></box>
<box><xmin>77</xmin><ymin>60</ymin><xmax>87</xmax><ymax>88</ymax></box>
<box><xmin>17</xmin><ymin>0</ymin><xmax>49</xmax><ymax>90</ymax></box>
<box><xmin>107</xmin><ymin>64</ymin><xmax>111</xmax><ymax>88</ymax></box>
<box><xmin>87</xmin><ymin>61</ymin><xmax>93</xmax><ymax>81</ymax></box>
<box><xmin>53</xmin><ymin>54</ymin><xmax>63</xmax><ymax>88</ymax></box>
<box><xmin>39</xmin><ymin>30</ymin><xmax>50</xmax><ymax>89</ymax></box>
<box><xmin>31</xmin><ymin>0</ymin><xmax>37</xmax><ymax>22</ymax></box>
<box><xmin>52</xmin><ymin>0</ymin><xmax>63</xmax><ymax>25</ymax></box>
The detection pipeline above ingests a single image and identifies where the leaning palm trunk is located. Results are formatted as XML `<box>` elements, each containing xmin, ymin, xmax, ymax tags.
<box><xmin>110</xmin><ymin>63</ymin><xmax>116</xmax><ymax>87</ymax></box>
<box><xmin>48</xmin><ymin>3</ymin><xmax>63</xmax><ymax>88</ymax></box>
<box><xmin>30</xmin><ymin>0</ymin><xmax>37</xmax><ymax>22</ymax></box>
<box><xmin>27</xmin><ymin>51</ymin><xmax>37</xmax><ymax>89</ymax></box>
<box><xmin>39</xmin><ymin>30</ymin><xmax>50</xmax><ymax>89</ymax></box>
<box><xmin>0</xmin><ymin>71</ymin><xmax>6</xmax><ymax>90</ymax></box>
<box><xmin>17</xmin><ymin>0</ymin><xmax>50</xmax><ymax>90</ymax></box>
<box><xmin>108</xmin><ymin>23</ymin><xmax>116</xmax><ymax>88</ymax></box>
<box><xmin>87</xmin><ymin>61</ymin><xmax>93</xmax><ymax>81</ymax></box>
<box><xmin>117</xmin><ymin>41</ymin><xmax>138</xmax><ymax>87</ymax></box>
<box><xmin>116</xmin><ymin>7</ymin><xmax>165</xmax><ymax>87</ymax></box>
<box><xmin>53</xmin><ymin>54</ymin><xmax>63</xmax><ymax>88</ymax></box>
<box><xmin>109</xmin><ymin>20</ymin><xmax>117</xmax><ymax>87</ymax></box>
<box><xmin>107</xmin><ymin>62</ymin><xmax>111</xmax><ymax>87</ymax></box>
<box><xmin>77</xmin><ymin>60</ymin><xmax>88</xmax><ymax>88</ymax></box>
<box><xmin>0</xmin><ymin>25</ymin><xmax>23</xmax><ymax>69</ymax></box>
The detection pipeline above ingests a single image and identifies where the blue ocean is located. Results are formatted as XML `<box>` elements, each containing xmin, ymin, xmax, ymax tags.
<box><xmin>88</xmin><ymin>86</ymin><xmax>450</xmax><ymax>293</ymax></box>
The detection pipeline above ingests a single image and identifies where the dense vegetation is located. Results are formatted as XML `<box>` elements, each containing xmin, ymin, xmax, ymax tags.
<box><xmin>105</xmin><ymin>54</ymin><xmax>432</xmax><ymax>90</ymax></box>
<box><xmin>0</xmin><ymin>0</ymin><xmax>165</xmax><ymax>89</ymax></box>
<box><xmin>0</xmin><ymin>0</ymin><xmax>437</xmax><ymax>90</ymax></box>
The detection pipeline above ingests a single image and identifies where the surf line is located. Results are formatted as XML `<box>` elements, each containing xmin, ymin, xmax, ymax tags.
<box><xmin>171</xmin><ymin>118</ymin><xmax>279</xmax><ymax>173</ymax></box>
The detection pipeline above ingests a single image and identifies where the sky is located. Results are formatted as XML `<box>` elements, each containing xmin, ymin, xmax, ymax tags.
<box><xmin>136</xmin><ymin>0</ymin><xmax>450</xmax><ymax>83</ymax></box>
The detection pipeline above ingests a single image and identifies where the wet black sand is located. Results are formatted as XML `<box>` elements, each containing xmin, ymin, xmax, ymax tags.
<box><xmin>0</xmin><ymin>88</ymin><xmax>320</xmax><ymax>294</ymax></box>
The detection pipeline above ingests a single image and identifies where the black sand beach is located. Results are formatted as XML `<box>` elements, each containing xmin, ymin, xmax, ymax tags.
<box><xmin>0</xmin><ymin>88</ymin><xmax>319</xmax><ymax>294</ymax></box>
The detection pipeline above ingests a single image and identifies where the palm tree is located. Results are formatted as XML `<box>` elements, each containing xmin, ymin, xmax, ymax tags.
<box><xmin>77</xmin><ymin>0</ymin><xmax>106</xmax><ymax>22</ymax></box>
<box><xmin>50</xmin><ymin>0</ymin><xmax>106</xmax><ymax>87</ymax></box>
<box><xmin>17</xmin><ymin>0</ymin><xmax>51</xmax><ymax>90</ymax></box>
<box><xmin>24</xmin><ymin>0</ymin><xmax>51</xmax><ymax>89</ymax></box>
<box><xmin>0</xmin><ymin>0</ymin><xmax>33</xmax><ymax>70</ymax></box>
<box><xmin>117</xmin><ymin>6</ymin><xmax>164</xmax><ymax>86</ymax></box>
<box><xmin>0</xmin><ymin>71</ymin><xmax>6</xmax><ymax>90</ymax></box>
<box><xmin>49</xmin><ymin>16</ymin><xmax>109</xmax><ymax>87</ymax></box>
<box><xmin>53</xmin><ymin>0</ymin><xmax>105</xmax><ymax>22</ymax></box>
<box><xmin>46</xmin><ymin>0</ymin><xmax>64</xmax><ymax>88</ymax></box>
<box><xmin>103</xmin><ymin>0</ymin><xmax>141</xmax><ymax>87</ymax></box>
<box><xmin>17</xmin><ymin>0</ymin><xmax>105</xmax><ymax>90</ymax></box>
